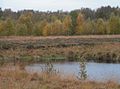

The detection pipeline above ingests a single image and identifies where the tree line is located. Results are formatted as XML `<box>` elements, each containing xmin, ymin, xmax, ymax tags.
<box><xmin>0</xmin><ymin>6</ymin><xmax>120</xmax><ymax>36</ymax></box>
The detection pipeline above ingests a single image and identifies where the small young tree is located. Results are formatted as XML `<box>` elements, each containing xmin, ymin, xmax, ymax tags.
<box><xmin>77</xmin><ymin>56</ymin><xmax>87</xmax><ymax>80</ymax></box>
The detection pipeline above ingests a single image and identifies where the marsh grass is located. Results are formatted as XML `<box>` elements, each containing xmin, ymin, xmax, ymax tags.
<box><xmin>0</xmin><ymin>36</ymin><xmax>120</xmax><ymax>63</ymax></box>
<box><xmin>0</xmin><ymin>65</ymin><xmax>120</xmax><ymax>89</ymax></box>
<box><xmin>0</xmin><ymin>43</ymin><xmax>119</xmax><ymax>64</ymax></box>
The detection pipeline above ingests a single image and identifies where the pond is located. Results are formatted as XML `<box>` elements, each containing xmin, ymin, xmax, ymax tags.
<box><xmin>26</xmin><ymin>62</ymin><xmax>120</xmax><ymax>82</ymax></box>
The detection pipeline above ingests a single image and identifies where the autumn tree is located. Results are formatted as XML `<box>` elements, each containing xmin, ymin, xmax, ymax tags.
<box><xmin>63</xmin><ymin>16</ymin><xmax>72</xmax><ymax>35</ymax></box>
<box><xmin>32</xmin><ymin>20</ymin><xmax>47</xmax><ymax>36</ymax></box>
<box><xmin>51</xmin><ymin>20</ymin><xmax>64</xmax><ymax>35</ymax></box>
<box><xmin>42</xmin><ymin>22</ymin><xmax>50</xmax><ymax>36</ymax></box>
<box><xmin>15</xmin><ymin>23</ymin><xmax>27</xmax><ymax>36</ymax></box>
<box><xmin>83</xmin><ymin>19</ymin><xmax>94</xmax><ymax>35</ymax></box>
<box><xmin>0</xmin><ymin>21</ymin><xmax>4</xmax><ymax>35</ymax></box>
<box><xmin>95</xmin><ymin>18</ymin><xmax>106</xmax><ymax>34</ymax></box>
<box><xmin>75</xmin><ymin>13</ymin><xmax>85</xmax><ymax>35</ymax></box>
<box><xmin>108</xmin><ymin>13</ymin><xmax>120</xmax><ymax>34</ymax></box>
<box><xmin>0</xmin><ymin>18</ymin><xmax>15</xmax><ymax>36</ymax></box>
<box><xmin>18</xmin><ymin>12</ymin><xmax>33</xmax><ymax>35</ymax></box>
<box><xmin>70</xmin><ymin>10</ymin><xmax>78</xmax><ymax>35</ymax></box>
<box><xmin>43</xmin><ymin>20</ymin><xmax>64</xmax><ymax>36</ymax></box>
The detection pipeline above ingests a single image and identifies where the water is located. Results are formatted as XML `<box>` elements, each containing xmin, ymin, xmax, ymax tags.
<box><xmin>26</xmin><ymin>62</ymin><xmax>120</xmax><ymax>82</ymax></box>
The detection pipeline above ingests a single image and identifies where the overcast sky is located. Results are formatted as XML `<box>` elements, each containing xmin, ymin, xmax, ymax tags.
<box><xmin>0</xmin><ymin>0</ymin><xmax>120</xmax><ymax>11</ymax></box>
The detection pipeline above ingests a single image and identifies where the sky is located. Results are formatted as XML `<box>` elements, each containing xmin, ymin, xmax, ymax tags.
<box><xmin>0</xmin><ymin>0</ymin><xmax>120</xmax><ymax>11</ymax></box>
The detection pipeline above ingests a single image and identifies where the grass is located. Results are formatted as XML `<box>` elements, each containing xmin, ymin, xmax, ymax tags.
<box><xmin>0</xmin><ymin>35</ymin><xmax>120</xmax><ymax>64</ymax></box>
<box><xmin>0</xmin><ymin>65</ymin><xmax>120</xmax><ymax>89</ymax></box>
<box><xmin>0</xmin><ymin>43</ymin><xmax>120</xmax><ymax>64</ymax></box>
<box><xmin>0</xmin><ymin>35</ymin><xmax>120</xmax><ymax>50</ymax></box>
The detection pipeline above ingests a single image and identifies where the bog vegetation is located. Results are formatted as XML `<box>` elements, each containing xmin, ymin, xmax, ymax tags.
<box><xmin>0</xmin><ymin>6</ymin><xmax>120</xmax><ymax>36</ymax></box>
<box><xmin>0</xmin><ymin>36</ymin><xmax>120</xmax><ymax>64</ymax></box>
<box><xmin>0</xmin><ymin>65</ymin><xmax>120</xmax><ymax>89</ymax></box>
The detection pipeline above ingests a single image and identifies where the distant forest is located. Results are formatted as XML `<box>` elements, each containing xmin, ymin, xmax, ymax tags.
<box><xmin>0</xmin><ymin>6</ymin><xmax>120</xmax><ymax>36</ymax></box>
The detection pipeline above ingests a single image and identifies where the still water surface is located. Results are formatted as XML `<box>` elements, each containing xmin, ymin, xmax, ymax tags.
<box><xmin>26</xmin><ymin>62</ymin><xmax>120</xmax><ymax>82</ymax></box>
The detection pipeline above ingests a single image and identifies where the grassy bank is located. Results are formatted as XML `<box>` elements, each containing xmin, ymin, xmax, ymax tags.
<box><xmin>0</xmin><ymin>35</ymin><xmax>120</xmax><ymax>64</ymax></box>
<box><xmin>0</xmin><ymin>66</ymin><xmax>120</xmax><ymax>89</ymax></box>
<box><xmin>0</xmin><ymin>35</ymin><xmax>120</xmax><ymax>50</ymax></box>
